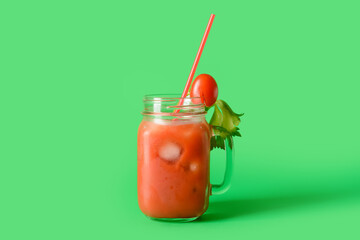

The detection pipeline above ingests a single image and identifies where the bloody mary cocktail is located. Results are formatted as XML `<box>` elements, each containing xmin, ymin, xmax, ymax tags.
<box><xmin>136</xmin><ymin>14</ymin><xmax>244</xmax><ymax>222</ymax></box>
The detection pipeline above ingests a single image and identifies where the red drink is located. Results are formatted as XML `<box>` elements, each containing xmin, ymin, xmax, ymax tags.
<box><xmin>138</xmin><ymin>119</ymin><xmax>211</xmax><ymax>219</ymax></box>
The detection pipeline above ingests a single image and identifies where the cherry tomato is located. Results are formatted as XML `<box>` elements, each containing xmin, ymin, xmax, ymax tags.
<box><xmin>190</xmin><ymin>74</ymin><xmax>218</xmax><ymax>107</ymax></box>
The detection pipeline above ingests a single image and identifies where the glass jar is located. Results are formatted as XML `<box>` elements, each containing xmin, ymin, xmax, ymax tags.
<box><xmin>137</xmin><ymin>94</ymin><xmax>233</xmax><ymax>222</ymax></box>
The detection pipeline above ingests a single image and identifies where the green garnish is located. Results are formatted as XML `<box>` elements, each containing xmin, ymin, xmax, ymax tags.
<box><xmin>208</xmin><ymin>100</ymin><xmax>243</xmax><ymax>150</ymax></box>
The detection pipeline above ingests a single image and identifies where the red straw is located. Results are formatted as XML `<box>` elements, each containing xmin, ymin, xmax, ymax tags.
<box><xmin>175</xmin><ymin>14</ymin><xmax>215</xmax><ymax>113</ymax></box>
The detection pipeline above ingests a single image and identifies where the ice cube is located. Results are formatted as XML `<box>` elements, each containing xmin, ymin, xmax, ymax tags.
<box><xmin>190</xmin><ymin>162</ymin><xmax>199</xmax><ymax>172</ymax></box>
<box><xmin>183</xmin><ymin>97</ymin><xmax>192</xmax><ymax>106</ymax></box>
<box><xmin>159</xmin><ymin>142</ymin><xmax>182</xmax><ymax>162</ymax></box>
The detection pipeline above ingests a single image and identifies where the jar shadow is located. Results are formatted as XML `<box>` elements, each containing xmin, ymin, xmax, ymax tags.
<box><xmin>197</xmin><ymin>188</ymin><xmax>360</xmax><ymax>222</ymax></box>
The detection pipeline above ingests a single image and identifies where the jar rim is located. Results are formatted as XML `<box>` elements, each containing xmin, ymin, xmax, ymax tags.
<box><xmin>142</xmin><ymin>94</ymin><xmax>206</xmax><ymax>117</ymax></box>
<box><xmin>143</xmin><ymin>94</ymin><xmax>202</xmax><ymax>101</ymax></box>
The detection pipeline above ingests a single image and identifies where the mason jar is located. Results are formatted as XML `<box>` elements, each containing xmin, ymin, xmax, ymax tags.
<box><xmin>137</xmin><ymin>94</ymin><xmax>233</xmax><ymax>222</ymax></box>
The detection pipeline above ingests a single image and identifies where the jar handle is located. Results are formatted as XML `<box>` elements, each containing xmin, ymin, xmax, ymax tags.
<box><xmin>211</xmin><ymin>134</ymin><xmax>234</xmax><ymax>195</ymax></box>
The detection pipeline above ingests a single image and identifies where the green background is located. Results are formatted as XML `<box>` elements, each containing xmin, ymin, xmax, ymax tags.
<box><xmin>1</xmin><ymin>0</ymin><xmax>360</xmax><ymax>239</ymax></box>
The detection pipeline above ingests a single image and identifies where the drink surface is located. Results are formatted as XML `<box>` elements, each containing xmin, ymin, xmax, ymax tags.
<box><xmin>137</xmin><ymin>119</ymin><xmax>211</xmax><ymax>218</ymax></box>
